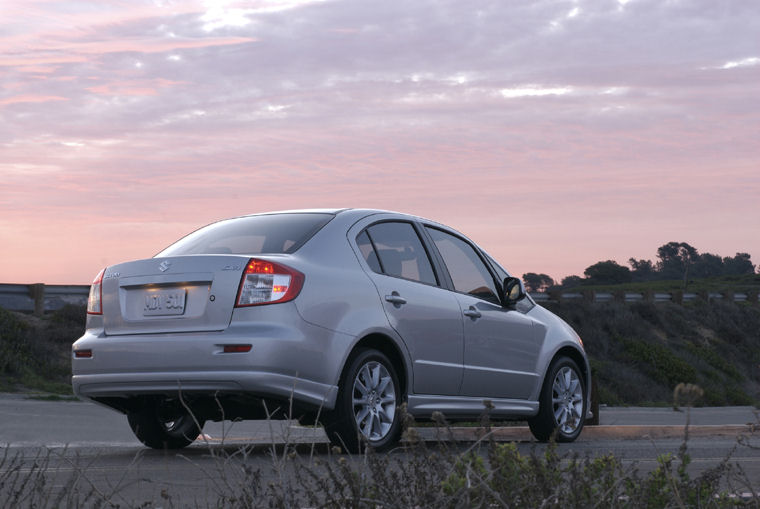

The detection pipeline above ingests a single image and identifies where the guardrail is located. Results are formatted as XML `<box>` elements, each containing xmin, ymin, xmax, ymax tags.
<box><xmin>0</xmin><ymin>283</ymin><xmax>89</xmax><ymax>315</ymax></box>
<box><xmin>529</xmin><ymin>290</ymin><xmax>759</xmax><ymax>304</ymax></box>
<box><xmin>1</xmin><ymin>284</ymin><xmax>757</xmax><ymax>316</ymax></box>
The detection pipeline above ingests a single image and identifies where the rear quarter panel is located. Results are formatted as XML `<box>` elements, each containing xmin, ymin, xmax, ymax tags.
<box><xmin>292</xmin><ymin>212</ymin><xmax>413</xmax><ymax>387</ymax></box>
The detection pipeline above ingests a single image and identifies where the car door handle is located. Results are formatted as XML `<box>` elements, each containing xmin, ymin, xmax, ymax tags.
<box><xmin>463</xmin><ymin>307</ymin><xmax>481</xmax><ymax>319</ymax></box>
<box><xmin>384</xmin><ymin>293</ymin><xmax>407</xmax><ymax>305</ymax></box>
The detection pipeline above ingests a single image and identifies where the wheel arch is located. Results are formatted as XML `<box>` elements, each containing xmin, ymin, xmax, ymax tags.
<box><xmin>340</xmin><ymin>333</ymin><xmax>410</xmax><ymax>399</ymax></box>
<box><xmin>552</xmin><ymin>346</ymin><xmax>590</xmax><ymax>387</ymax></box>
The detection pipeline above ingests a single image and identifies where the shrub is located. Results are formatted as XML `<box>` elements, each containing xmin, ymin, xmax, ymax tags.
<box><xmin>0</xmin><ymin>308</ymin><xmax>36</xmax><ymax>378</ymax></box>
<box><xmin>687</xmin><ymin>344</ymin><xmax>744</xmax><ymax>382</ymax></box>
<box><xmin>0</xmin><ymin>307</ymin><xmax>75</xmax><ymax>393</ymax></box>
<box><xmin>622</xmin><ymin>339</ymin><xmax>697</xmax><ymax>387</ymax></box>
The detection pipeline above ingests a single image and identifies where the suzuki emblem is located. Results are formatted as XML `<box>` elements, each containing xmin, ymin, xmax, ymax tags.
<box><xmin>159</xmin><ymin>260</ymin><xmax>171</xmax><ymax>272</ymax></box>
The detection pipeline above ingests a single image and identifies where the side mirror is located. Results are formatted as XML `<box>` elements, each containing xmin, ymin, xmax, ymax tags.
<box><xmin>503</xmin><ymin>277</ymin><xmax>526</xmax><ymax>306</ymax></box>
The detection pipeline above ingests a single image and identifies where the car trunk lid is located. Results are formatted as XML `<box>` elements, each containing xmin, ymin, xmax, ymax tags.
<box><xmin>101</xmin><ymin>255</ymin><xmax>248</xmax><ymax>335</ymax></box>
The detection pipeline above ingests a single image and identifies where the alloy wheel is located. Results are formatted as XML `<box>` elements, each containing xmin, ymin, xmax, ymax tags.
<box><xmin>551</xmin><ymin>366</ymin><xmax>584</xmax><ymax>434</ymax></box>
<box><xmin>351</xmin><ymin>361</ymin><xmax>397</xmax><ymax>441</ymax></box>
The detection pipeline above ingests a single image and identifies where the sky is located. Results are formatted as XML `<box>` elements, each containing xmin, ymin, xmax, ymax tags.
<box><xmin>1</xmin><ymin>0</ymin><xmax>759</xmax><ymax>285</ymax></box>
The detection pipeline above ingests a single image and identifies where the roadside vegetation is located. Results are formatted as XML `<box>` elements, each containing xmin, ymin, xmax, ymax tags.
<box><xmin>2</xmin><ymin>409</ymin><xmax>759</xmax><ymax>507</ymax></box>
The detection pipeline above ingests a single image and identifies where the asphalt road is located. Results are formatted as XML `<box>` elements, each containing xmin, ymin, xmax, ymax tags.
<box><xmin>1</xmin><ymin>395</ymin><xmax>759</xmax><ymax>506</ymax></box>
<box><xmin>2</xmin><ymin>395</ymin><xmax>757</xmax><ymax>447</ymax></box>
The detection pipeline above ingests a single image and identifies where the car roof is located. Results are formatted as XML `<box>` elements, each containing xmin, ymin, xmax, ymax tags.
<box><xmin>237</xmin><ymin>208</ymin><xmax>436</xmax><ymax>223</ymax></box>
<box><xmin>238</xmin><ymin>208</ymin><xmax>349</xmax><ymax>216</ymax></box>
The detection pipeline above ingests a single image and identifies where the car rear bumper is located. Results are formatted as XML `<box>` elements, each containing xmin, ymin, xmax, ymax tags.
<box><xmin>72</xmin><ymin>306</ymin><xmax>348</xmax><ymax>411</ymax></box>
<box><xmin>73</xmin><ymin>370</ymin><xmax>338</xmax><ymax>409</ymax></box>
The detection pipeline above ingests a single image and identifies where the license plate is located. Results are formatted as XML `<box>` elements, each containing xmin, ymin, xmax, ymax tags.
<box><xmin>143</xmin><ymin>289</ymin><xmax>187</xmax><ymax>316</ymax></box>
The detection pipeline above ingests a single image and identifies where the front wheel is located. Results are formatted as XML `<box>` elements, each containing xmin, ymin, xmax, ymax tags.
<box><xmin>128</xmin><ymin>398</ymin><xmax>203</xmax><ymax>449</ymax></box>
<box><xmin>324</xmin><ymin>349</ymin><xmax>403</xmax><ymax>453</ymax></box>
<box><xmin>528</xmin><ymin>356</ymin><xmax>586</xmax><ymax>442</ymax></box>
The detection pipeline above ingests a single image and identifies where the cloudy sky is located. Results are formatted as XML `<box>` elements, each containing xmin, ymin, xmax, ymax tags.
<box><xmin>1</xmin><ymin>0</ymin><xmax>758</xmax><ymax>285</ymax></box>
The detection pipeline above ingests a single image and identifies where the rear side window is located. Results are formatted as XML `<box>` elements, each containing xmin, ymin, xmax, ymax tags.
<box><xmin>356</xmin><ymin>231</ymin><xmax>382</xmax><ymax>272</ymax></box>
<box><xmin>157</xmin><ymin>213</ymin><xmax>334</xmax><ymax>256</ymax></box>
<box><xmin>360</xmin><ymin>222</ymin><xmax>437</xmax><ymax>285</ymax></box>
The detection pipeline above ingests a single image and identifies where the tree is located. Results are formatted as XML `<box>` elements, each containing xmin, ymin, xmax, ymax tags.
<box><xmin>560</xmin><ymin>275</ymin><xmax>583</xmax><ymax>289</ymax></box>
<box><xmin>723</xmin><ymin>253</ymin><xmax>755</xmax><ymax>275</ymax></box>
<box><xmin>522</xmin><ymin>272</ymin><xmax>555</xmax><ymax>293</ymax></box>
<box><xmin>691</xmin><ymin>253</ymin><xmax>724</xmax><ymax>278</ymax></box>
<box><xmin>628</xmin><ymin>258</ymin><xmax>656</xmax><ymax>282</ymax></box>
<box><xmin>583</xmin><ymin>260</ymin><xmax>632</xmax><ymax>285</ymax></box>
<box><xmin>656</xmin><ymin>242</ymin><xmax>698</xmax><ymax>286</ymax></box>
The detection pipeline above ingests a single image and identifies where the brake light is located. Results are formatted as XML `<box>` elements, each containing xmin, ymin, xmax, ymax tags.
<box><xmin>87</xmin><ymin>268</ymin><xmax>105</xmax><ymax>315</ymax></box>
<box><xmin>235</xmin><ymin>258</ymin><xmax>304</xmax><ymax>307</ymax></box>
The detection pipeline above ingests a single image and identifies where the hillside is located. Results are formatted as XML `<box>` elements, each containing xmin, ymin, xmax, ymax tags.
<box><xmin>1</xmin><ymin>300</ymin><xmax>759</xmax><ymax>407</ymax></box>
<box><xmin>544</xmin><ymin>299</ymin><xmax>760</xmax><ymax>406</ymax></box>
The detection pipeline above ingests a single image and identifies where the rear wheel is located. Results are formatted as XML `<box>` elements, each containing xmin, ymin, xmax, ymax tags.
<box><xmin>324</xmin><ymin>349</ymin><xmax>402</xmax><ymax>453</ymax></box>
<box><xmin>128</xmin><ymin>399</ymin><xmax>203</xmax><ymax>449</ymax></box>
<box><xmin>528</xmin><ymin>356</ymin><xmax>586</xmax><ymax>442</ymax></box>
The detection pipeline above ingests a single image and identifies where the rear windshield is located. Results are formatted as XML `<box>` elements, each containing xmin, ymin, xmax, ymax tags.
<box><xmin>156</xmin><ymin>213</ymin><xmax>334</xmax><ymax>257</ymax></box>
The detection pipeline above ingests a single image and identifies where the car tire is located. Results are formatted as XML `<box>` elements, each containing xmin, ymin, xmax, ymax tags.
<box><xmin>324</xmin><ymin>348</ymin><xmax>402</xmax><ymax>453</ymax></box>
<box><xmin>528</xmin><ymin>356</ymin><xmax>586</xmax><ymax>443</ymax></box>
<box><xmin>127</xmin><ymin>399</ymin><xmax>203</xmax><ymax>449</ymax></box>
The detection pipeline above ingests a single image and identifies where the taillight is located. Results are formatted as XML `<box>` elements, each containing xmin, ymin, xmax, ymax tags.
<box><xmin>87</xmin><ymin>268</ymin><xmax>105</xmax><ymax>315</ymax></box>
<box><xmin>235</xmin><ymin>258</ymin><xmax>304</xmax><ymax>307</ymax></box>
<box><xmin>222</xmin><ymin>344</ymin><xmax>252</xmax><ymax>353</ymax></box>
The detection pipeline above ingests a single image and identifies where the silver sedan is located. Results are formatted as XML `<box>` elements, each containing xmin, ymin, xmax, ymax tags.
<box><xmin>72</xmin><ymin>209</ymin><xmax>589</xmax><ymax>452</ymax></box>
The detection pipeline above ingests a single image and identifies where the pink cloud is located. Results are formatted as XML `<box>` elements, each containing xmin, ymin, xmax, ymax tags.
<box><xmin>0</xmin><ymin>55</ymin><xmax>88</xmax><ymax>67</ymax></box>
<box><xmin>85</xmin><ymin>78</ymin><xmax>184</xmax><ymax>97</ymax></box>
<box><xmin>16</xmin><ymin>65</ymin><xmax>59</xmax><ymax>74</ymax></box>
<box><xmin>0</xmin><ymin>95</ymin><xmax>68</xmax><ymax>106</ymax></box>
<box><xmin>0</xmin><ymin>38</ymin><xmax>256</xmax><ymax>68</ymax></box>
<box><xmin>46</xmin><ymin>36</ymin><xmax>257</xmax><ymax>56</ymax></box>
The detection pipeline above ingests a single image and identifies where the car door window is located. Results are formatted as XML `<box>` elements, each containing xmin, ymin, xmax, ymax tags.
<box><xmin>425</xmin><ymin>227</ymin><xmax>500</xmax><ymax>305</ymax></box>
<box><xmin>363</xmin><ymin>222</ymin><xmax>437</xmax><ymax>285</ymax></box>
<box><xmin>483</xmin><ymin>251</ymin><xmax>535</xmax><ymax>312</ymax></box>
<box><xmin>484</xmin><ymin>252</ymin><xmax>508</xmax><ymax>283</ymax></box>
